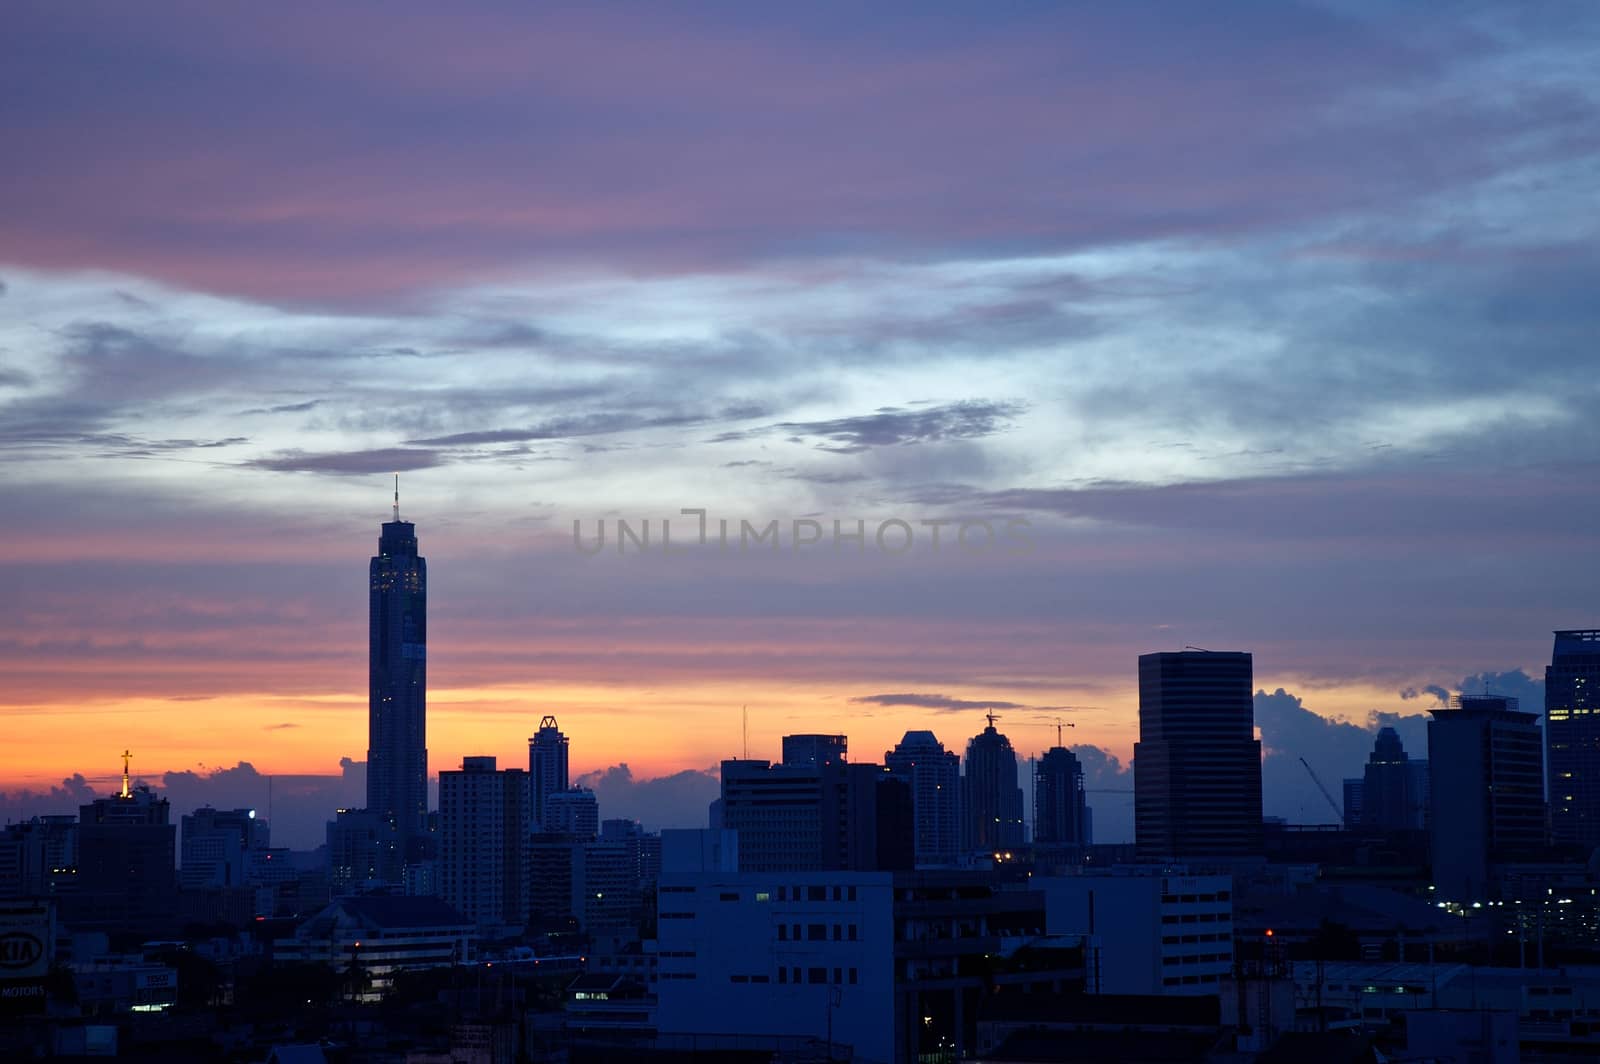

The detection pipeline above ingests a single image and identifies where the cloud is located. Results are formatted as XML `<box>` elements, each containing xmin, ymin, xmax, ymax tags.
<box><xmin>852</xmin><ymin>692</ymin><xmax>1028</xmax><ymax>713</ymax></box>
<box><xmin>156</xmin><ymin>759</ymin><xmax>368</xmax><ymax>850</ymax></box>
<box><xmin>1400</xmin><ymin>684</ymin><xmax>1450</xmax><ymax>703</ymax></box>
<box><xmin>765</xmin><ymin>401</ymin><xmax>1024</xmax><ymax>454</ymax></box>
<box><xmin>263</xmin><ymin>722</ymin><xmax>298</xmax><ymax>731</ymax></box>
<box><xmin>573</xmin><ymin>763</ymin><xmax>720</xmax><ymax>832</ymax></box>
<box><xmin>245</xmin><ymin>447</ymin><xmax>441</xmax><ymax>474</ymax></box>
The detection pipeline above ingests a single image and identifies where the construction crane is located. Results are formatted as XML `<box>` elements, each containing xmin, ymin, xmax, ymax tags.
<box><xmin>1298</xmin><ymin>756</ymin><xmax>1344</xmax><ymax>824</ymax></box>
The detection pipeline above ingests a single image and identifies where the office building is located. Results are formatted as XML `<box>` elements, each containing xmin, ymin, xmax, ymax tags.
<box><xmin>718</xmin><ymin>756</ymin><xmax>913</xmax><ymax>873</ymax></box>
<box><xmin>327</xmin><ymin>809</ymin><xmax>395</xmax><ymax>895</ymax></box>
<box><xmin>781</xmin><ymin>734</ymin><xmax>847</xmax><ymax>768</ymax></box>
<box><xmin>528</xmin><ymin>715</ymin><xmax>570</xmax><ymax>831</ymax></box>
<box><xmin>367</xmin><ymin>487</ymin><xmax>428</xmax><ymax>880</ymax></box>
<box><xmin>654</xmin><ymin>864</ymin><xmax>896</xmax><ymax>1062</ymax></box>
<box><xmin>68</xmin><ymin>763</ymin><xmax>177</xmax><ymax>932</ymax></box>
<box><xmin>275</xmin><ymin>895</ymin><xmax>473</xmax><ymax>1000</ymax></box>
<box><xmin>1038</xmin><ymin>872</ymin><xmax>1234</xmax><ymax>995</ymax></box>
<box><xmin>962</xmin><ymin>715</ymin><xmax>1025</xmax><ymax>854</ymax></box>
<box><xmin>1133</xmin><ymin>650</ymin><xmax>1263</xmax><ymax>859</ymax></box>
<box><xmin>179</xmin><ymin>806</ymin><xmax>269</xmax><ymax>889</ymax></box>
<box><xmin>1548</xmin><ymin>629</ymin><xmax>1600</xmax><ymax>850</ymax></box>
<box><xmin>438</xmin><ymin>756</ymin><xmax>530</xmax><ymax>931</ymax></box>
<box><xmin>0</xmin><ymin>816</ymin><xmax>76</xmax><ymax>900</ymax></box>
<box><xmin>884</xmin><ymin>730</ymin><xmax>961</xmax><ymax>867</ymax></box>
<box><xmin>1430</xmin><ymin>695</ymin><xmax>1546</xmax><ymax>900</ymax></box>
<box><xmin>1034</xmin><ymin>745</ymin><xmax>1090</xmax><ymax>848</ymax></box>
<box><xmin>545</xmin><ymin>786</ymin><xmax>600</xmax><ymax>841</ymax></box>
<box><xmin>1351</xmin><ymin>727</ymin><xmax>1429</xmax><ymax>832</ymax></box>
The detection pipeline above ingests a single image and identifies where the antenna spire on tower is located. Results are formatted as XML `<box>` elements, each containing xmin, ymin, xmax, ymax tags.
<box><xmin>393</xmin><ymin>473</ymin><xmax>400</xmax><ymax>522</ymax></box>
<box><xmin>120</xmin><ymin>749</ymin><xmax>133</xmax><ymax>799</ymax></box>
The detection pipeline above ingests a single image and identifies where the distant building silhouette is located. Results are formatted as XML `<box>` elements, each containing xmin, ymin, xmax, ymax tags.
<box><xmin>180</xmin><ymin>806</ymin><xmax>269</xmax><ymax>889</ymax></box>
<box><xmin>781</xmin><ymin>734</ymin><xmax>848</xmax><ymax>768</ymax></box>
<box><xmin>439</xmin><ymin>756</ymin><xmax>530</xmax><ymax>931</ymax></box>
<box><xmin>528</xmin><ymin>715</ymin><xmax>570</xmax><ymax>830</ymax></box>
<box><xmin>884</xmin><ymin>730</ymin><xmax>961</xmax><ymax>866</ymax></box>
<box><xmin>327</xmin><ymin>809</ymin><xmax>394</xmax><ymax>895</ymax></box>
<box><xmin>1344</xmin><ymin>727</ymin><xmax>1429</xmax><ymax>832</ymax></box>
<box><xmin>545</xmin><ymin>787</ymin><xmax>600</xmax><ymax>841</ymax></box>
<box><xmin>1133</xmin><ymin>650</ymin><xmax>1263</xmax><ymax>859</ymax></box>
<box><xmin>719</xmin><ymin>749</ymin><xmax>913</xmax><ymax>873</ymax></box>
<box><xmin>69</xmin><ymin>772</ymin><xmax>177</xmax><ymax>932</ymax></box>
<box><xmin>1430</xmin><ymin>695</ymin><xmax>1546</xmax><ymax>900</ymax></box>
<box><xmin>961</xmin><ymin>716</ymin><xmax>1025</xmax><ymax>854</ymax></box>
<box><xmin>367</xmin><ymin>495</ymin><xmax>428</xmax><ymax>881</ymax></box>
<box><xmin>1548</xmin><ymin>629</ymin><xmax>1600</xmax><ymax>851</ymax></box>
<box><xmin>1033</xmin><ymin>746</ymin><xmax>1090</xmax><ymax>848</ymax></box>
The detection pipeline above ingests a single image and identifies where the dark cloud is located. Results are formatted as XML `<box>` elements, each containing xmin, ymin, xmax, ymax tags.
<box><xmin>723</xmin><ymin>400</ymin><xmax>1023</xmax><ymax>454</ymax></box>
<box><xmin>0</xmin><ymin>773</ymin><xmax>97</xmax><ymax>818</ymax></box>
<box><xmin>0</xmin><ymin>366</ymin><xmax>31</xmax><ymax>388</ymax></box>
<box><xmin>852</xmin><ymin>693</ymin><xmax>1028</xmax><ymax>712</ymax></box>
<box><xmin>156</xmin><ymin>759</ymin><xmax>367</xmax><ymax>850</ymax></box>
<box><xmin>245</xmin><ymin>447</ymin><xmax>441</xmax><ymax>474</ymax></box>
<box><xmin>1400</xmin><ymin>684</ymin><xmax>1450</xmax><ymax>703</ymax></box>
<box><xmin>263</xmin><ymin>722</ymin><xmax>298</xmax><ymax>731</ymax></box>
<box><xmin>238</xmin><ymin>399</ymin><xmax>325</xmax><ymax>415</ymax></box>
<box><xmin>573</xmin><ymin>763</ymin><xmax>720</xmax><ymax>832</ymax></box>
<box><xmin>407</xmin><ymin>404</ymin><xmax>769</xmax><ymax>448</ymax></box>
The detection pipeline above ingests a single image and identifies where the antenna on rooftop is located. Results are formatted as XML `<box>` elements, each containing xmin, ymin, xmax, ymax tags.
<box><xmin>742</xmin><ymin>705</ymin><xmax>749</xmax><ymax>760</ymax></box>
<box><xmin>393</xmin><ymin>473</ymin><xmax>400</xmax><ymax>522</ymax></box>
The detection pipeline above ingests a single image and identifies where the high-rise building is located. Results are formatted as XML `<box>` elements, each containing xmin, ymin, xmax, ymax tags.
<box><xmin>67</xmin><ymin>760</ymin><xmax>177</xmax><ymax>932</ymax></box>
<box><xmin>1548</xmin><ymin>630</ymin><xmax>1600</xmax><ymax>851</ymax></box>
<box><xmin>1033</xmin><ymin>746</ymin><xmax>1090</xmax><ymax>848</ymax></box>
<box><xmin>327</xmin><ymin>809</ymin><xmax>395</xmax><ymax>895</ymax></box>
<box><xmin>1430</xmin><ymin>695</ymin><xmax>1546</xmax><ymax>900</ymax></box>
<box><xmin>781</xmin><ymin>734</ymin><xmax>848</xmax><ymax>768</ymax></box>
<box><xmin>438</xmin><ymin>756</ymin><xmax>530</xmax><ymax>931</ymax></box>
<box><xmin>367</xmin><ymin>486</ymin><xmax>428</xmax><ymax>880</ymax></box>
<box><xmin>884</xmin><ymin>731</ymin><xmax>961</xmax><ymax>867</ymax></box>
<box><xmin>961</xmin><ymin>716</ymin><xmax>1025</xmax><ymax>854</ymax></box>
<box><xmin>180</xmin><ymin>806</ymin><xmax>269</xmax><ymax>889</ymax></box>
<box><xmin>1351</xmin><ymin>727</ymin><xmax>1429</xmax><ymax>832</ymax></box>
<box><xmin>1133</xmin><ymin>650</ymin><xmax>1263</xmax><ymax>860</ymax></box>
<box><xmin>718</xmin><ymin>756</ymin><xmax>914</xmax><ymax>873</ymax></box>
<box><xmin>528</xmin><ymin>715</ymin><xmax>570</xmax><ymax>830</ymax></box>
<box><xmin>545</xmin><ymin>786</ymin><xmax>600</xmax><ymax>841</ymax></box>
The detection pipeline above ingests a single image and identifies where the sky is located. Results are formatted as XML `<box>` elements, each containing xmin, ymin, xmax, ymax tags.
<box><xmin>2</xmin><ymin>3</ymin><xmax>1597</xmax><ymax>847</ymax></box>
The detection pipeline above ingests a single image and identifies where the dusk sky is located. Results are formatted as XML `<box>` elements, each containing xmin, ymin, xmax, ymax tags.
<box><xmin>3</xmin><ymin>3</ymin><xmax>1597</xmax><ymax>846</ymax></box>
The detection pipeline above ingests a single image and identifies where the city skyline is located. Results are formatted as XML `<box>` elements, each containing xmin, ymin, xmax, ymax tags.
<box><xmin>3</xmin><ymin>4</ymin><xmax>1597</xmax><ymax>838</ymax></box>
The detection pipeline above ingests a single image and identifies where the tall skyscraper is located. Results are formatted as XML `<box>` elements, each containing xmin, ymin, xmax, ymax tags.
<box><xmin>884</xmin><ymin>730</ymin><xmax>961</xmax><ymax>866</ymax></box>
<box><xmin>1034</xmin><ymin>746</ymin><xmax>1090</xmax><ymax>848</ymax></box>
<box><xmin>1133</xmin><ymin>650</ymin><xmax>1262</xmax><ymax>860</ymax></box>
<box><xmin>439</xmin><ymin>756</ymin><xmax>530</xmax><ymax>930</ymax></box>
<box><xmin>961</xmin><ymin>715</ymin><xmax>1025</xmax><ymax>854</ymax></box>
<box><xmin>528</xmin><ymin>715</ymin><xmax>570</xmax><ymax>830</ymax></box>
<box><xmin>367</xmin><ymin>484</ymin><xmax>428</xmax><ymax>878</ymax></box>
<box><xmin>1430</xmin><ymin>695</ymin><xmax>1546</xmax><ymax>900</ymax></box>
<box><xmin>1547</xmin><ymin>629</ymin><xmax>1600</xmax><ymax>850</ymax></box>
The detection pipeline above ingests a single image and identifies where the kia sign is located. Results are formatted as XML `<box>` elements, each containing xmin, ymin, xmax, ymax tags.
<box><xmin>0</xmin><ymin>903</ymin><xmax>51</xmax><ymax>981</ymax></box>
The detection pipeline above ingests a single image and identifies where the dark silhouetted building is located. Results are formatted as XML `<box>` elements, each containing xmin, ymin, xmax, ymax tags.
<box><xmin>545</xmin><ymin>786</ymin><xmax>600</xmax><ymax>841</ymax></box>
<box><xmin>327</xmin><ymin>809</ymin><xmax>394</xmax><ymax>895</ymax></box>
<box><xmin>180</xmin><ymin>806</ymin><xmax>269</xmax><ymax>888</ymax></box>
<box><xmin>1133</xmin><ymin>650</ymin><xmax>1262</xmax><ymax>859</ymax></box>
<box><xmin>528</xmin><ymin>714</ymin><xmax>570</xmax><ymax>830</ymax></box>
<box><xmin>1430</xmin><ymin>695</ymin><xmax>1546</xmax><ymax>900</ymax></box>
<box><xmin>963</xmin><ymin>716</ymin><xmax>1026</xmax><ymax>854</ymax></box>
<box><xmin>367</xmin><ymin>492</ymin><xmax>428</xmax><ymax>881</ymax></box>
<box><xmin>1349</xmin><ymin>727</ymin><xmax>1428</xmax><ymax>832</ymax></box>
<box><xmin>1034</xmin><ymin>746</ymin><xmax>1090</xmax><ymax>848</ymax></box>
<box><xmin>68</xmin><ymin>776</ymin><xmax>177</xmax><ymax>932</ymax></box>
<box><xmin>439</xmin><ymin>756</ymin><xmax>530</xmax><ymax>931</ymax></box>
<box><xmin>884</xmin><ymin>730</ymin><xmax>961</xmax><ymax>866</ymax></box>
<box><xmin>719</xmin><ymin>750</ymin><xmax>913</xmax><ymax>873</ymax></box>
<box><xmin>1548</xmin><ymin>629</ymin><xmax>1600</xmax><ymax>851</ymax></box>
<box><xmin>781</xmin><ymin>733</ymin><xmax>848</xmax><ymax>767</ymax></box>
